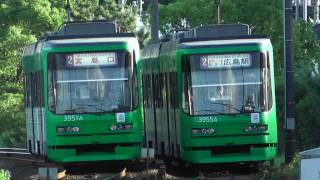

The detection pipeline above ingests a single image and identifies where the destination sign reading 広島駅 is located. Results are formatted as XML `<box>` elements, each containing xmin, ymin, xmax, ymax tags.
<box><xmin>200</xmin><ymin>54</ymin><xmax>252</xmax><ymax>69</ymax></box>
<box><xmin>66</xmin><ymin>52</ymin><xmax>117</xmax><ymax>67</ymax></box>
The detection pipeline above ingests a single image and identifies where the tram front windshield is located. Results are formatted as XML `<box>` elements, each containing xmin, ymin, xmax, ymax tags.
<box><xmin>182</xmin><ymin>52</ymin><xmax>271</xmax><ymax>116</ymax></box>
<box><xmin>48</xmin><ymin>51</ymin><xmax>137</xmax><ymax>114</ymax></box>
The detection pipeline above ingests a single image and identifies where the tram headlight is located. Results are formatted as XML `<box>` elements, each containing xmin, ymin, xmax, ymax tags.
<box><xmin>56</xmin><ymin>126</ymin><xmax>80</xmax><ymax>133</ymax></box>
<box><xmin>192</xmin><ymin>128</ymin><xmax>215</xmax><ymax>135</ymax></box>
<box><xmin>244</xmin><ymin>125</ymin><xmax>268</xmax><ymax>132</ymax></box>
<box><xmin>109</xmin><ymin>124</ymin><xmax>133</xmax><ymax>131</ymax></box>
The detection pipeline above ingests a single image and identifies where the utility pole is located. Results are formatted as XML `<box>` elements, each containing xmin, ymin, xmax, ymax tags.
<box><xmin>215</xmin><ymin>0</ymin><xmax>221</xmax><ymax>24</ymax></box>
<box><xmin>118</xmin><ymin>0</ymin><xmax>125</xmax><ymax>10</ymax></box>
<box><xmin>151</xmin><ymin>0</ymin><xmax>159</xmax><ymax>44</ymax></box>
<box><xmin>138</xmin><ymin>0</ymin><xmax>143</xmax><ymax>15</ymax></box>
<box><xmin>65</xmin><ymin>0</ymin><xmax>71</xmax><ymax>22</ymax></box>
<box><xmin>284</xmin><ymin>0</ymin><xmax>296</xmax><ymax>164</ymax></box>
<box><xmin>313</xmin><ymin>0</ymin><xmax>319</xmax><ymax>23</ymax></box>
<box><xmin>303</xmin><ymin>0</ymin><xmax>308</xmax><ymax>21</ymax></box>
<box><xmin>295</xmin><ymin>0</ymin><xmax>300</xmax><ymax>19</ymax></box>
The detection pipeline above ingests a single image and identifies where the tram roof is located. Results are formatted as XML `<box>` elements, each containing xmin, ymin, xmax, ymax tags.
<box><xmin>177</xmin><ymin>36</ymin><xmax>271</xmax><ymax>49</ymax></box>
<box><xmin>45</xmin><ymin>35</ymin><xmax>136</xmax><ymax>44</ymax></box>
<box><xmin>42</xmin><ymin>21</ymin><xmax>137</xmax><ymax>48</ymax></box>
<box><xmin>42</xmin><ymin>34</ymin><xmax>138</xmax><ymax>48</ymax></box>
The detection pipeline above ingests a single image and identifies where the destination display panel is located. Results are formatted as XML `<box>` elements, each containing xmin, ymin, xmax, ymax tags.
<box><xmin>200</xmin><ymin>53</ymin><xmax>252</xmax><ymax>69</ymax></box>
<box><xmin>65</xmin><ymin>52</ymin><xmax>117</xmax><ymax>67</ymax></box>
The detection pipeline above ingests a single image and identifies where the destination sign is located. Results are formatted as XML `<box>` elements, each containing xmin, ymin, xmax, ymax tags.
<box><xmin>200</xmin><ymin>53</ymin><xmax>252</xmax><ymax>69</ymax></box>
<box><xmin>66</xmin><ymin>52</ymin><xmax>117</xmax><ymax>67</ymax></box>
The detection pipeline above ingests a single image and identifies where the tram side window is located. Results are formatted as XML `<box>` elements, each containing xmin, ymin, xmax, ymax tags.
<box><xmin>150</xmin><ymin>74</ymin><xmax>154</xmax><ymax>108</ymax></box>
<box><xmin>142</xmin><ymin>75</ymin><xmax>146</xmax><ymax>107</ymax></box>
<box><xmin>162</xmin><ymin>73</ymin><xmax>169</xmax><ymax>108</ymax></box>
<box><xmin>39</xmin><ymin>72</ymin><xmax>44</xmax><ymax>107</ymax></box>
<box><xmin>27</xmin><ymin>72</ymin><xmax>43</xmax><ymax>109</ymax></box>
<box><xmin>169</xmin><ymin>72</ymin><xmax>178</xmax><ymax>109</ymax></box>
<box><xmin>174</xmin><ymin>72</ymin><xmax>178</xmax><ymax>108</ymax></box>
<box><xmin>31</xmin><ymin>72</ymin><xmax>38</xmax><ymax>108</ymax></box>
<box><xmin>157</xmin><ymin>73</ymin><xmax>161</xmax><ymax>108</ymax></box>
<box><xmin>182</xmin><ymin>58</ymin><xmax>191</xmax><ymax>114</ymax></box>
<box><xmin>153</xmin><ymin>74</ymin><xmax>157</xmax><ymax>107</ymax></box>
<box><xmin>25</xmin><ymin>74</ymin><xmax>32</xmax><ymax>109</ymax></box>
<box><xmin>159</xmin><ymin>73</ymin><xmax>164</xmax><ymax>108</ymax></box>
<box><xmin>31</xmin><ymin>73</ymin><xmax>36</xmax><ymax>108</ymax></box>
<box><xmin>165</xmin><ymin>72</ymin><xmax>170</xmax><ymax>108</ymax></box>
<box><xmin>142</xmin><ymin>74</ymin><xmax>151</xmax><ymax>109</ymax></box>
<box><xmin>145</xmin><ymin>75</ymin><xmax>149</xmax><ymax>108</ymax></box>
<box><xmin>147</xmin><ymin>74</ymin><xmax>152</xmax><ymax>108</ymax></box>
<box><xmin>161</xmin><ymin>72</ymin><xmax>165</xmax><ymax>109</ymax></box>
<box><xmin>259</xmin><ymin>53</ymin><xmax>273</xmax><ymax>112</ymax></box>
<box><xmin>36</xmin><ymin>72</ymin><xmax>40</xmax><ymax>107</ymax></box>
<box><xmin>266</xmin><ymin>53</ymin><xmax>272</xmax><ymax>110</ymax></box>
<box><xmin>152</xmin><ymin>74</ymin><xmax>159</xmax><ymax>108</ymax></box>
<box><xmin>143</xmin><ymin>74</ymin><xmax>149</xmax><ymax>108</ymax></box>
<box><xmin>36</xmin><ymin>73</ymin><xmax>39</xmax><ymax>107</ymax></box>
<box><xmin>131</xmin><ymin>51</ymin><xmax>138</xmax><ymax>108</ymax></box>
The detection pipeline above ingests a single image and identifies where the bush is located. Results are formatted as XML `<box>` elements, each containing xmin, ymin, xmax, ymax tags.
<box><xmin>261</xmin><ymin>154</ymin><xmax>300</xmax><ymax>179</ymax></box>
<box><xmin>0</xmin><ymin>93</ymin><xmax>26</xmax><ymax>147</ymax></box>
<box><xmin>0</xmin><ymin>169</ymin><xmax>10</xmax><ymax>180</ymax></box>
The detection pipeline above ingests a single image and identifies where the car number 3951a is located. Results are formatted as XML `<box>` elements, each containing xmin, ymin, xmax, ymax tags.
<box><xmin>64</xmin><ymin>115</ymin><xmax>84</xmax><ymax>122</ymax></box>
<box><xmin>198</xmin><ymin>117</ymin><xmax>218</xmax><ymax>123</ymax></box>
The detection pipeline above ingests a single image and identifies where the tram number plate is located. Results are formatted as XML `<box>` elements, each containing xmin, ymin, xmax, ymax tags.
<box><xmin>198</xmin><ymin>117</ymin><xmax>218</xmax><ymax>123</ymax></box>
<box><xmin>64</xmin><ymin>115</ymin><xmax>84</xmax><ymax>122</ymax></box>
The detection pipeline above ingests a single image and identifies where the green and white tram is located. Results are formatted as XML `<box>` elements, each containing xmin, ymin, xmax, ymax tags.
<box><xmin>22</xmin><ymin>22</ymin><xmax>143</xmax><ymax>163</ymax></box>
<box><xmin>141</xmin><ymin>24</ymin><xmax>278</xmax><ymax>164</ymax></box>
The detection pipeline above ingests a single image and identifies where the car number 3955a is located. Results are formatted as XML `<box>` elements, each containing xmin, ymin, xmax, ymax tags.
<box><xmin>198</xmin><ymin>117</ymin><xmax>218</xmax><ymax>123</ymax></box>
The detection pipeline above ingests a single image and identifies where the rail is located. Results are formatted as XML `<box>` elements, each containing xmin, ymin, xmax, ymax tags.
<box><xmin>103</xmin><ymin>168</ymin><xmax>126</xmax><ymax>180</ymax></box>
<box><xmin>0</xmin><ymin>148</ymin><xmax>45</xmax><ymax>163</ymax></box>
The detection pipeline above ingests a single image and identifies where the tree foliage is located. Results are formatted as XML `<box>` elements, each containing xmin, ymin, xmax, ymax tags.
<box><xmin>0</xmin><ymin>169</ymin><xmax>10</xmax><ymax>180</ymax></box>
<box><xmin>70</xmin><ymin>0</ymin><xmax>137</xmax><ymax>32</ymax></box>
<box><xmin>0</xmin><ymin>0</ymin><xmax>138</xmax><ymax>147</ymax></box>
<box><xmin>0</xmin><ymin>0</ymin><xmax>65</xmax><ymax>147</ymax></box>
<box><xmin>293</xmin><ymin>21</ymin><xmax>320</xmax><ymax>148</ymax></box>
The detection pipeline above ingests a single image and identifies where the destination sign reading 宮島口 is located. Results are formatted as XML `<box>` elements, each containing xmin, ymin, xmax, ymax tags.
<box><xmin>66</xmin><ymin>52</ymin><xmax>117</xmax><ymax>67</ymax></box>
<box><xmin>200</xmin><ymin>53</ymin><xmax>252</xmax><ymax>69</ymax></box>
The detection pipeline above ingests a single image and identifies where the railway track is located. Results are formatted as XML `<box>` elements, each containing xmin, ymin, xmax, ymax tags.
<box><xmin>0</xmin><ymin>148</ymin><xmax>45</xmax><ymax>163</ymax></box>
<box><xmin>163</xmin><ymin>161</ymin><xmax>262</xmax><ymax>179</ymax></box>
<box><xmin>0</xmin><ymin>150</ymin><xmax>261</xmax><ymax>180</ymax></box>
<box><xmin>61</xmin><ymin>167</ymin><xmax>127</xmax><ymax>180</ymax></box>
<box><xmin>0</xmin><ymin>148</ymin><xmax>29</xmax><ymax>153</ymax></box>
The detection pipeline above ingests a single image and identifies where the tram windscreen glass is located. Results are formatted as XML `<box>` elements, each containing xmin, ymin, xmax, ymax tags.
<box><xmin>182</xmin><ymin>52</ymin><xmax>271</xmax><ymax>115</ymax></box>
<box><xmin>48</xmin><ymin>51</ymin><xmax>137</xmax><ymax>114</ymax></box>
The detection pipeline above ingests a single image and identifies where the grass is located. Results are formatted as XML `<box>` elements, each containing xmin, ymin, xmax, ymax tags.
<box><xmin>257</xmin><ymin>154</ymin><xmax>300</xmax><ymax>180</ymax></box>
<box><xmin>0</xmin><ymin>169</ymin><xmax>10</xmax><ymax>180</ymax></box>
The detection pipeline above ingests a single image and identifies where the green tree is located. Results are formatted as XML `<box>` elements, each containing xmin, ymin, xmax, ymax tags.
<box><xmin>0</xmin><ymin>0</ymin><xmax>65</xmax><ymax>147</ymax></box>
<box><xmin>0</xmin><ymin>169</ymin><xmax>10</xmax><ymax>180</ymax></box>
<box><xmin>159</xmin><ymin>0</ymin><xmax>215</xmax><ymax>33</ymax></box>
<box><xmin>0</xmin><ymin>0</ymin><xmax>139</xmax><ymax>147</ymax></box>
<box><xmin>70</xmin><ymin>0</ymin><xmax>137</xmax><ymax>32</ymax></box>
<box><xmin>293</xmin><ymin>21</ymin><xmax>320</xmax><ymax>149</ymax></box>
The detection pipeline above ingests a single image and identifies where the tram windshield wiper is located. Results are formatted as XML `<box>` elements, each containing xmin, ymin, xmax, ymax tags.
<box><xmin>194</xmin><ymin>109</ymin><xmax>222</xmax><ymax>114</ymax></box>
<box><xmin>208</xmin><ymin>102</ymin><xmax>241</xmax><ymax>113</ymax></box>
<box><xmin>76</xmin><ymin>103</ymin><xmax>115</xmax><ymax>115</ymax></box>
<box><xmin>63</xmin><ymin>107</ymin><xmax>84</xmax><ymax>114</ymax></box>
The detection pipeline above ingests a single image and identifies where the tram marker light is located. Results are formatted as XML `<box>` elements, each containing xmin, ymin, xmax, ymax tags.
<box><xmin>244</xmin><ymin>125</ymin><xmax>268</xmax><ymax>132</ymax></box>
<box><xmin>109</xmin><ymin>124</ymin><xmax>133</xmax><ymax>131</ymax></box>
<box><xmin>56</xmin><ymin>126</ymin><xmax>80</xmax><ymax>133</ymax></box>
<box><xmin>192</xmin><ymin>128</ymin><xmax>215</xmax><ymax>135</ymax></box>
